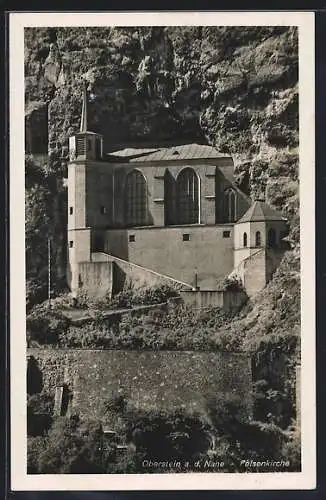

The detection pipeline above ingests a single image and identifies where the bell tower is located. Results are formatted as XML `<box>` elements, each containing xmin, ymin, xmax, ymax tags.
<box><xmin>69</xmin><ymin>82</ymin><xmax>103</xmax><ymax>162</ymax></box>
<box><xmin>67</xmin><ymin>81</ymin><xmax>104</xmax><ymax>296</ymax></box>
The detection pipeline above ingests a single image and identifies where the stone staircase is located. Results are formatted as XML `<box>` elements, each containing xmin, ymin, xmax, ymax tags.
<box><xmin>91</xmin><ymin>251</ymin><xmax>195</xmax><ymax>291</ymax></box>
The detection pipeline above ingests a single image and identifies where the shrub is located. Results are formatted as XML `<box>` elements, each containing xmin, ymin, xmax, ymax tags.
<box><xmin>45</xmin><ymin>291</ymin><xmax>75</xmax><ymax>309</ymax></box>
<box><xmin>59</xmin><ymin>323</ymin><xmax>116</xmax><ymax>349</ymax></box>
<box><xmin>109</xmin><ymin>285</ymin><xmax>135</xmax><ymax>309</ymax></box>
<box><xmin>26</xmin><ymin>404</ymin><xmax>298</xmax><ymax>473</ymax></box>
<box><xmin>34</xmin><ymin>415</ymin><xmax>104</xmax><ymax>474</ymax></box>
<box><xmin>26</xmin><ymin>277</ymin><xmax>48</xmax><ymax>311</ymax></box>
<box><xmin>206</xmin><ymin>393</ymin><xmax>248</xmax><ymax>438</ymax></box>
<box><xmin>281</xmin><ymin>428</ymin><xmax>301</xmax><ymax>471</ymax></box>
<box><xmin>74</xmin><ymin>288</ymin><xmax>113</xmax><ymax>309</ymax></box>
<box><xmin>110</xmin><ymin>283</ymin><xmax>180</xmax><ymax>309</ymax></box>
<box><xmin>125</xmin><ymin>408</ymin><xmax>212</xmax><ymax>465</ymax></box>
<box><xmin>74</xmin><ymin>288</ymin><xmax>91</xmax><ymax>309</ymax></box>
<box><xmin>27</xmin><ymin>436</ymin><xmax>48</xmax><ymax>473</ymax></box>
<box><xmin>205</xmin><ymin>393</ymin><xmax>293</xmax><ymax>469</ymax></box>
<box><xmin>133</xmin><ymin>284</ymin><xmax>180</xmax><ymax>306</ymax></box>
<box><xmin>217</xmin><ymin>275</ymin><xmax>244</xmax><ymax>292</ymax></box>
<box><xmin>26</xmin><ymin>304</ymin><xmax>70</xmax><ymax>345</ymax></box>
<box><xmin>103</xmin><ymin>392</ymin><xmax>127</xmax><ymax>414</ymax></box>
<box><xmin>238</xmin><ymin>420</ymin><xmax>289</xmax><ymax>465</ymax></box>
<box><xmin>72</xmin><ymin>284</ymin><xmax>180</xmax><ymax>311</ymax></box>
<box><xmin>58</xmin><ymin>303</ymin><xmax>240</xmax><ymax>351</ymax></box>
<box><xmin>27</xmin><ymin>413</ymin><xmax>138</xmax><ymax>474</ymax></box>
<box><xmin>105</xmin><ymin>447</ymin><xmax>139</xmax><ymax>473</ymax></box>
<box><xmin>252</xmin><ymin>379</ymin><xmax>294</xmax><ymax>429</ymax></box>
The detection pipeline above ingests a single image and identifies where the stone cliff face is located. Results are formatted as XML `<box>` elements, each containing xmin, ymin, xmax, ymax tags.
<box><xmin>25</xmin><ymin>26</ymin><xmax>299</xmax><ymax>318</ymax></box>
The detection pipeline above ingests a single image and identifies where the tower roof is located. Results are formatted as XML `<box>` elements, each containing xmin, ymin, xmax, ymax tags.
<box><xmin>80</xmin><ymin>82</ymin><xmax>88</xmax><ymax>133</ymax></box>
<box><xmin>75</xmin><ymin>82</ymin><xmax>102</xmax><ymax>137</ymax></box>
<box><xmin>236</xmin><ymin>200</ymin><xmax>286</xmax><ymax>224</ymax></box>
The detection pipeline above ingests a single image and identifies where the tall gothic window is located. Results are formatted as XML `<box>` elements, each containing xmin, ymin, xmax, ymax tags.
<box><xmin>268</xmin><ymin>228</ymin><xmax>277</xmax><ymax>248</ymax></box>
<box><xmin>223</xmin><ymin>188</ymin><xmax>236</xmax><ymax>222</ymax></box>
<box><xmin>125</xmin><ymin>170</ymin><xmax>148</xmax><ymax>226</ymax></box>
<box><xmin>243</xmin><ymin>232</ymin><xmax>248</xmax><ymax>247</ymax></box>
<box><xmin>164</xmin><ymin>169</ymin><xmax>175</xmax><ymax>226</ymax></box>
<box><xmin>176</xmin><ymin>168</ymin><xmax>199</xmax><ymax>224</ymax></box>
<box><xmin>255</xmin><ymin>231</ymin><xmax>261</xmax><ymax>247</ymax></box>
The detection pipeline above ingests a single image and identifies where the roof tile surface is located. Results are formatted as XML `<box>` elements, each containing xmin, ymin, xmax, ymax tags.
<box><xmin>106</xmin><ymin>143</ymin><xmax>230</xmax><ymax>162</ymax></box>
<box><xmin>237</xmin><ymin>200</ymin><xmax>286</xmax><ymax>223</ymax></box>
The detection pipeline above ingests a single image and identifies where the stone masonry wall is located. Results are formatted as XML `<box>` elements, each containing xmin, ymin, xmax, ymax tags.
<box><xmin>180</xmin><ymin>289</ymin><xmax>247</xmax><ymax>310</ymax></box>
<box><xmin>27</xmin><ymin>349</ymin><xmax>253</xmax><ymax>422</ymax></box>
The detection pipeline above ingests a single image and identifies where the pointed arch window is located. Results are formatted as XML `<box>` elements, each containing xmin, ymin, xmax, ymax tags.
<box><xmin>125</xmin><ymin>170</ymin><xmax>148</xmax><ymax>226</ymax></box>
<box><xmin>176</xmin><ymin>168</ymin><xmax>199</xmax><ymax>224</ymax></box>
<box><xmin>268</xmin><ymin>228</ymin><xmax>277</xmax><ymax>248</ymax></box>
<box><xmin>243</xmin><ymin>232</ymin><xmax>248</xmax><ymax>247</ymax></box>
<box><xmin>223</xmin><ymin>188</ymin><xmax>237</xmax><ymax>222</ymax></box>
<box><xmin>255</xmin><ymin>231</ymin><xmax>261</xmax><ymax>247</ymax></box>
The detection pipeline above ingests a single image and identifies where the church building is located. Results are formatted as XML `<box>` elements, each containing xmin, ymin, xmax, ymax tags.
<box><xmin>67</xmin><ymin>86</ymin><xmax>288</xmax><ymax>304</ymax></box>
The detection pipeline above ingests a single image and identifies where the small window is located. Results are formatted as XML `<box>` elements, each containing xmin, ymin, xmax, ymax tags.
<box><xmin>69</xmin><ymin>206</ymin><xmax>73</xmax><ymax>215</ymax></box>
<box><xmin>268</xmin><ymin>228</ymin><xmax>277</xmax><ymax>248</ymax></box>
<box><xmin>129</xmin><ymin>234</ymin><xmax>135</xmax><ymax>242</ymax></box>
<box><xmin>76</xmin><ymin>136</ymin><xmax>86</xmax><ymax>155</ymax></box>
<box><xmin>255</xmin><ymin>231</ymin><xmax>261</xmax><ymax>247</ymax></box>
<box><xmin>69</xmin><ymin>240</ymin><xmax>73</xmax><ymax>248</ymax></box>
<box><xmin>100</xmin><ymin>206</ymin><xmax>106</xmax><ymax>215</ymax></box>
<box><xmin>243</xmin><ymin>232</ymin><xmax>247</xmax><ymax>247</ymax></box>
<box><xmin>183</xmin><ymin>233</ymin><xmax>190</xmax><ymax>241</ymax></box>
<box><xmin>280</xmin><ymin>229</ymin><xmax>288</xmax><ymax>240</ymax></box>
<box><xmin>223</xmin><ymin>230</ymin><xmax>231</xmax><ymax>238</ymax></box>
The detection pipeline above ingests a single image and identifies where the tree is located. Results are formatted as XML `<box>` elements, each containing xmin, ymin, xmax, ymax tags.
<box><xmin>26</xmin><ymin>304</ymin><xmax>70</xmax><ymax>345</ymax></box>
<box><xmin>35</xmin><ymin>415</ymin><xmax>103</xmax><ymax>473</ymax></box>
<box><xmin>25</xmin><ymin>157</ymin><xmax>53</xmax><ymax>309</ymax></box>
<box><xmin>125</xmin><ymin>408</ymin><xmax>212</xmax><ymax>465</ymax></box>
